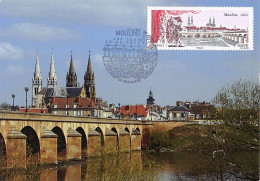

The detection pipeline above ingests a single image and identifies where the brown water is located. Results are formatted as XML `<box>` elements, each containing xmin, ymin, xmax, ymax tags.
<box><xmin>1</xmin><ymin>151</ymin><xmax>258</xmax><ymax>181</ymax></box>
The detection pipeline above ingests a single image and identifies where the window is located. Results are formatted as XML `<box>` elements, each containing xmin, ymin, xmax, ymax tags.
<box><xmin>65</xmin><ymin>104</ymin><xmax>69</xmax><ymax>115</ymax></box>
<box><xmin>54</xmin><ymin>105</ymin><xmax>57</xmax><ymax>115</ymax></box>
<box><xmin>73</xmin><ymin>105</ymin><xmax>77</xmax><ymax>116</ymax></box>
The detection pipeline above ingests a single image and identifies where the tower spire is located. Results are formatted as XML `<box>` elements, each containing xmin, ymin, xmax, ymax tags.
<box><xmin>66</xmin><ymin>51</ymin><xmax>77</xmax><ymax>87</ymax></box>
<box><xmin>47</xmin><ymin>49</ymin><xmax>57</xmax><ymax>88</ymax></box>
<box><xmin>69</xmin><ymin>51</ymin><xmax>75</xmax><ymax>74</ymax></box>
<box><xmin>32</xmin><ymin>49</ymin><xmax>42</xmax><ymax>107</ymax></box>
<box><xmin>84</xmin><ymin>50</ymin><xmax>95</xmax><ymax>98</ymax></box>
<box><xmin>87</xmin><ymin>50</ymin><xmax>92</xmax><ymax>75</ymax></box>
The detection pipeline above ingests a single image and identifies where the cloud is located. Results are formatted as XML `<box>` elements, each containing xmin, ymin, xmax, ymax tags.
<box><xmin>0</xmin><ymin>42</ymin><xmax>24</xmax><ymax>60</ymax></box>
<box><xmin>0</xmin><ymin>23</ymin><xmax>82</xmax><ymax>42</ymax></box>
<box><xmin>4</xmin><ymin>64</ymin><xmax>25</xmax><ymax>76</ymax></box>
<box><xmin>0</xmin><ymin>0</ymin><xmax>173</xmax><ymax>27</ymax></box>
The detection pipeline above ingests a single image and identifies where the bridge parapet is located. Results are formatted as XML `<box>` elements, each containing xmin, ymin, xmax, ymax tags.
<box><xmin>0</xmin><ymin>111</ymin><xmax>151</xmax><ymax>168</ymax></box>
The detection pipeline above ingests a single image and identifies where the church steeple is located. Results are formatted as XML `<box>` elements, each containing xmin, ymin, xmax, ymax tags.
<box><xmin>147</xmin><ymin>88</ymin><xmax>155</xmax><ymax>105</ymax></box>
<box><xmin>66</xmin><ymin>51</ymin><xmax>77</xmax><ymax>87</ymax></box>
<box><xmin>84</xmin><ymin>50</ymin><xmax>96</xmax><ymax>98</ymax></box>
<box><xmin>47</xmin><ymin>49</ymin><xmax>57</xmax><ymax>88</ymax></box>
<box><xmin>32</xmin><ymin>49</ymin><xmax>42</xmax><ymax>107</ymax></box>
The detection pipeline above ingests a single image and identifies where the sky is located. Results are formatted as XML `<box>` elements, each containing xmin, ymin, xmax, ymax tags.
<box><xmin>0</xmin><ymin>0</ymin><xmax>259</xmax><ymax>107</ymax></box>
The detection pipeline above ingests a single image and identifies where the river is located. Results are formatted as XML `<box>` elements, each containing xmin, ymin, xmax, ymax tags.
<box><xmin>1</xmin><ymin>151</ymin><xmax>258</xmax><ymax>181</ymax></box>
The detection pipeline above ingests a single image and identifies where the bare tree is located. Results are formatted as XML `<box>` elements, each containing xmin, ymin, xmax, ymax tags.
<box><xmin>208</xmin><ymin>79</ymin><xmax>259</xmax><ymax>180</ymax></box>
<box><xmin>211</xmin><ymin>79</ymin><xmax>259</xmax><ymax>147</ymax></box>
<box><xmin>0</xmin><ymin>102</ymin><xmax>11</xmax><ymax>110</ymax></box>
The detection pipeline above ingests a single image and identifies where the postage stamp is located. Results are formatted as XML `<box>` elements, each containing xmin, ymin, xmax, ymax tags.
<box><xmin>147</xmin><ymin>7</ymin><xmax>254</xmax><ymax>50</ymax></box>
<box><xmin>103</xmin><ymin>28</ymin><xmax>158</xmax><ymax>83</ymax></box>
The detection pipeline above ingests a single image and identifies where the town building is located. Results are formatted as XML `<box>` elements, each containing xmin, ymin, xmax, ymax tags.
<box><xmin>120</xmin><ymin>105</ymin><xmax>148</xmax><ymax>120</ymax></box>
<box><xmin>189</xmin><ymin>101</ymin><xmax>214</xmax><ymax>120</ymax></box>
<box><xmin>167</xmin><ymin>101</ymin><xmax>190</xmax><ymax>121</ymax></box>
<box><xmin>167</xmin><ymin>101</ymin><xmax>214</xmax><ymax>121</ymax></box>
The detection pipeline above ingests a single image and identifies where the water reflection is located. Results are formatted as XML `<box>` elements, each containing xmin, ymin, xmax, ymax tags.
<box><xmin>1</xmin><ymin>151</ymin><xmax>258</xmax><ymax>181</ymax></box>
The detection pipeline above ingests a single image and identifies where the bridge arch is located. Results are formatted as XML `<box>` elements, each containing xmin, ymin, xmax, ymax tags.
<box><xmin>21</xmin><ymin>126</ymin><xmax>40</xmax><ymax>159</ymax></box>
<box><xmin>76</xmin><ymin>127</ymin><xmax>87</xmax><ymax>157</ymax></box>
<box><xmin>0</xmin><ymin>133</ymin><xmax>6</xmax><ymax>167</ymax></box>
<box><xmin>95</xmin><ymin>127</ymin><xmax>104</xmax><ymax>147</ymax></box>
<box><xmin>194</xmin><ymin>33</ymin><xmax>200</xmax><ymax>38</ymax></box>
<box><xmin>201</xmin><ymin>34</ymin><xmax>206</xmax><ymax>38</ymax></box>
<box><xmin>52</xmin><ymin>126</ymin><xmax>66</xmax><ymax>159</ymax></box>
<box><xmin>125</xmin><ymin>127</ymin><xmax>131</xmax><ymax>149</ymax></box>
<box><xmin>111</xmin><ymin>127</ymin><xmax>119</xmax><ymax>149</ymax></box>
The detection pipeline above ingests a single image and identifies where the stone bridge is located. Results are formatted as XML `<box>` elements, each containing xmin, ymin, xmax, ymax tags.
<box><xmin>0</xmin><ymin>111</ymin><xmax>151</xmax><ymax>168</ymax></box>
<box><xmin>222</xmin><ymin>31</ymin><xmax>248</xmax><ymax>43</ymax></box>
<box><xmin>180</xmin><ymin>32</ymin><xmax>221</xmax><ymax>38</ymax></box>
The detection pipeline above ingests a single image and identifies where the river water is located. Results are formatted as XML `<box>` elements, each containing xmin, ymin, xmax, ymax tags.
<box><xmin>1</xmin><ymin>151</ymin><xmax>258</xmax><ymax>181</ymax></box>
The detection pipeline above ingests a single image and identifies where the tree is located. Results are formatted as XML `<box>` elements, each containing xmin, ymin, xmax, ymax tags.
<box><xmin>0</xmin><ymin>102</ymin><xmax>10</xmax><ymax>110</ymax></box>
<box><xmin>212</xmin><ymin>79</ymin><xmax>259</xmax><ymax>147</ymax></box>
<box><xmin>208</xmin><ymin>79</ymin><xmax>259</xmax><ymax>180</ymax></box>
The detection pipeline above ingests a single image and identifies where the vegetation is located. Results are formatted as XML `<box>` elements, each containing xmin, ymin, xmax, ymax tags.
<box><xmin>149</xmin><ymin>79</ymin><xmax>259</xmax><ymax>180</ymax></box>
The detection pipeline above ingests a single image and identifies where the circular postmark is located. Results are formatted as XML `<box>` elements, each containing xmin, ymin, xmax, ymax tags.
<box><xmin>102</xmin><ymin>29</ymin><xmax>158</xmax><ymax>83</ymax></box>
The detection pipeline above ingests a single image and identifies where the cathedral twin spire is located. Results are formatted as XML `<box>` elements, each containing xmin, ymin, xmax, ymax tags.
<box><xmin>32</xmin><ymin>49</ymin><xmax>96</xmax><ymax>107</ymax></box>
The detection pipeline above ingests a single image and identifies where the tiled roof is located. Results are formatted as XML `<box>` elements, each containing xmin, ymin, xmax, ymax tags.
<box><xmin>66</xmin><ymin>87</ymin><xmax>82</xmax><ymax>98</ymax></box>
<box><xmin>46</xmin><ymin>87</ymin><xmax>67</xmax><ymax>97</ymax></box>
<box><xmin>190</xmin><ymin>105</ymin><xmax>214</xmax><ymax>114</ymax></box>
<box><xmin>45</xmin><ymin>87</ymin><xmax>83</xmax><ymax>98</ymax></box>
<box><xmin>51</xmin><ymin>97</ymin><xmax>93</xmax><ymax>108</ymax></box>
<box><xmin>38</xmin><ymin>87</ymin><xmax>47</xmax><ymax>94</ymax></box>
<box><xmin>168</xmin><ymin>105</ymin><xmax>189</xmax><ymax>112</ymax></box>
<box><xmin>120</xmin><ymin>105</ymin><xmax>148</xmax><ymax>117</ymax></box>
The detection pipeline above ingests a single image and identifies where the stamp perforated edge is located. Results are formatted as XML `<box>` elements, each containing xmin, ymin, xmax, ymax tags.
<box><xmin>147</xmin><ymin>6</ymin><xmax>254</xmax><ymax>51</ymax></box>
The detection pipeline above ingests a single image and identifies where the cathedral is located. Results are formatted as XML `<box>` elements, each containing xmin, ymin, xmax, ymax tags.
<box><xmin>32</xmin><ymin>50</ymin><xmax>96</xmax><ymax>110</ymax></box>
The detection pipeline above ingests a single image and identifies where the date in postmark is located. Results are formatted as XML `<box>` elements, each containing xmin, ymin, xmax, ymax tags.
<box><xmin>147</xmin><ymin>7</ymin><xmax>253</xmax><ymax>50</ymax></box>
<box><xmin>103</xmin><ymin>29</ymin><xmax>158</xmax><ymax>83</ymax></box>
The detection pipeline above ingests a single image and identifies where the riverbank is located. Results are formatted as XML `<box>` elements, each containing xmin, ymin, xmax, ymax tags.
<box><xmin>149</xmin><ymin>123</ymin><xmax>259</xmax><ymax>152</ymax></box>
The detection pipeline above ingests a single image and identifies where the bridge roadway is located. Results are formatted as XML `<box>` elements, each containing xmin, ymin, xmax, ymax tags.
<box><xmin>0</xmin><ymin>111</ymin><xmax>152</xmax><ymax>168</ymax></box>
